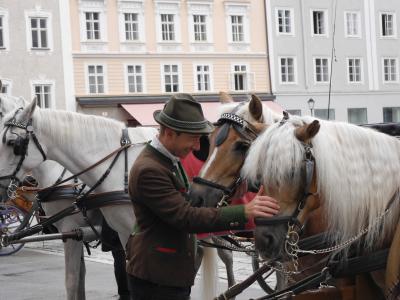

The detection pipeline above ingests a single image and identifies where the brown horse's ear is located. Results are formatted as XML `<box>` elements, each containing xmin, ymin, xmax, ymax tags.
<box><xmin>295</xmin><ymin>120</ymin><xmax>320</xmax><ymax>142</ymax></box>
<box><xmin>249</xmin><ymin>94</ymin><xmax>263</xmax><ymax>121</ymax></box>
<box><xmin>219</xmin><ymin>91</ymin><xmax>234</xmax><ymax>103</ymax></box>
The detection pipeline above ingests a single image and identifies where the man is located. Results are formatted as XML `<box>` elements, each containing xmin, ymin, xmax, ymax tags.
<box><xmin>126</xmin><ymin>93</ymin><xmax>279</xmax><ymax>300</ymax></box>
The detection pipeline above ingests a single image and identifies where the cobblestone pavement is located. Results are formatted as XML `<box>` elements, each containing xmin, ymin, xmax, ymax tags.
<box><xmin>23</xmin><ymin>239</ymin><xmax>276</xmax><ymax>298</ymax></box>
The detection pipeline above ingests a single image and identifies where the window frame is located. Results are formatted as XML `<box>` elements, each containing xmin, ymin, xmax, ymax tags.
<box><xmin>347</xmin><ymin>57</ymin><xmax>363</xmax><ymax>84</ymax></box>
<box><xmin>161</xmin><ymin>63</ymin><xmax>182</xmax><ymax>93</ymax></box>
<box><xmin>0</xmin><ymin>79</ymin><xmax>12</xmax><ymax>95</ymax></box>
<box><xmin>193</xmin><ymin>63</ymin><xmax>213</xmax><ymax>92</ymax></box>
<box><xmin>278</xmin><ymin>56</ymin><xmax>297</xmax><ymax>84</ymax></box>
<box><xmin>0</xmin><ymin>9</ymin><xmax>9</xmax><ymax>50</ymax></box>
<box><xmin>380</xmin><ymin>12</ymin><xmax>397</xmax><ymax>38</ymax></box>
<box><xmin>25</xmin><ymin>9</ymin><xmax>53</xmax><ymax>52</ymax></box>
<box><xmin>230</xmin><ymin>63</ymin><xmax>252</xmax><ymax>92</ymax></box>
<box><xmin>310</xmin><ymin>9</ymin><xmax>328</xmax><ymax>37</ymax></box>
<box><xmin>124</xmin><ymin>63</ymin><xmax>146</xmax><ymax>93</ymax></box>
<box><xmin>187</xmin><ymin>1</ymin><xmax>213</xmax><ymax>45</ymax></box>
<box><xmin>382</xmin><ymin>57</ymin><xmax>399</xmax><ymax>83</ymax></box>
<box><xmin>344</xmin><ymin>11</ymin><xmax>361</xmax><ymax>38</ymax></box>
<box><xmin>85</xmin><ymin>63</ymin><xmax>107</xmax><ymax>94</ymax></box>
<box><xmin>275</xmin><ymin>7</ymin><xmax>295</xmax><ymax>36</ymax></box>
<box><xmin>154</xmin><ymin>1</ymin><xmax>181</xmax><ymax>45</ymax></box>
<box><xmin>78</xmin><ymin>2</ymin><xmax>107</xmax><ymax>44</ymax></box>
<box><xmin>383</xmin><ymin>107</ymin><xmax>400</xmax><ymax>122</ymax></box>
<box><xmin>313</xmin><ymin>57</ymin><xmax>330</xmax><ymax>84</ymax></box>
<box><xmin>30</xmin><ymin>80</ymin><xmax>55</xmax><ymax>108</ymax></box>
<box><xmin>225</xmin><ymin>3</ymin><xmax>250</xmax><ymax>45</ymax></box>
<box><xmin>347</xmin><ymin>108</ymin><xmax>368</xmax><ymax>125</ymax></box>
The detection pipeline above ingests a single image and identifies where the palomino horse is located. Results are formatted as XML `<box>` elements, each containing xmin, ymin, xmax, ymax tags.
<box><xmin>241</xmin><ymin>115</ymin><xmax>400</xmax><ymax>298</ymax></box>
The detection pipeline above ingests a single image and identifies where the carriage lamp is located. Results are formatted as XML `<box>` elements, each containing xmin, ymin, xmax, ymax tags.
<box><xmin>307</xmin><ymin>98</ymin><xmax>315</xmax><ymax>116</ymax></box>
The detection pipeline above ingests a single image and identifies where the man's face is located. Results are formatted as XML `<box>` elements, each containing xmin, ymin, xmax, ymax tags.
<box><xmin>170</xmin><ymin>131</ymin><xmax>202</xmax><ymax>158</ymax></box>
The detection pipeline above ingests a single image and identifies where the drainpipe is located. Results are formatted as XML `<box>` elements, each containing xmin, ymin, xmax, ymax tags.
<box><xmin>263</xmin><ymin>0</ymin><xmax>274</xmax><ymax>101</ymax></box>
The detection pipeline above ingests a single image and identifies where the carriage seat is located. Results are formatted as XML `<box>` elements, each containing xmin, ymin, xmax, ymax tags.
<box><xmin>359</xmin><ymin>122</ymin><xmax>400</xmax><ymax>137</ymax></box>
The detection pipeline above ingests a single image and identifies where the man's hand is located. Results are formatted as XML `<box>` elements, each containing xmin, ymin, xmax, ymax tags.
<box><xmin>244</xmin><ymin>186</ymin><xmax>280</xmax><ymax>219</ymax></box>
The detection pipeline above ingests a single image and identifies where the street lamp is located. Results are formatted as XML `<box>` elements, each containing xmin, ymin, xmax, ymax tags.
<box><xmin>307</xmin><ymin>98</ymin><xmax>315</xmax><ymax>116</ymax></box>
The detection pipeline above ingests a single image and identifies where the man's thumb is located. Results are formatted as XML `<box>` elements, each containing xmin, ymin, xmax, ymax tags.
<box><xmin>257</xmin><ymin>185</ymin><xmax>264</xmax><ymax>196</ymax></box>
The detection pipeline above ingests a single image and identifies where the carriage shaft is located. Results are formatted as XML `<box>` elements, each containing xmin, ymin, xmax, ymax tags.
<box><xmin>6</xmin><ymin>226</ymin><xmax>101</xmax><ymax>245</ymax></box>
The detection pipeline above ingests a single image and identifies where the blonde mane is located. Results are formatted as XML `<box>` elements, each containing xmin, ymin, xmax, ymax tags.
<box><xmin>243</xmin><ymin>116</ymin><xmax>400</xmax><ymax>250</ymax></box>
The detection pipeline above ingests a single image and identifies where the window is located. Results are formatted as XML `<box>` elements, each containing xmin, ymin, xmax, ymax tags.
<box><xmin>124</xmin><ymin>13</ymin><xmax>139</xmax><ymax>41</ymax></box>
<box><xmin>0</xmin><ymin>16</ymin><xmax>3</xmax><ymax>48</ymax></box>
<box><xmin>34</xmin><ymin>84</ymin><xmax>51</xmax><ymax>108</ymax></box>
<box><xmin>280</xmin><ymin>57</ymin><xmax>296</xmax><ymax>83</ymax></box>
<box><xmin>348</xmin><ymin>108</ymin><xmax>367</xmax><ymax>124</ymax></box>
<box><xmin>231</xmin><ymin>15</ymin><xmax>244</xmax><ymax>42</ymax></box>
<box><xmin>232</xmin><ymin>65</ymin><xmax>248</xmax><ymax>91</ymax></box>
<box><xmin>161</xmin><ymin>14</ymin><xmax>175</xmax><ymax>41</ymax></box>
<box><xmin>195</xmin><ymin>65</ymin><xmax>211</xmax><ymax>92</ymax></box>
<box><xmin>287</xmin><ymin>109</ymin><xmax>301</xmax><ymax>116</ymax></box>
<box><xmin>314</xmin><ymin>58</ymin><xmax>329</xmax><ymax>83</ymax></box>
<box><xmin>193</xmin><ymin>15</ymin><xmax>207</xmax><ymax>41</ymax></box>
<box><xmin>383</xmin><ymin>107</ymin><xmax>400</xmax><ymax>122</ymax></box>
<box><xmin>163</xmin><ymin>64</ymin><xmax>179</xmax><ymax>92</ymax></box>
<box><xmin>127</xmin><ymin>65</ymin><xmax>143</xmax><ymax>93</ymax></box>
<box><xmin>88</xmin><ymin>65</ymin><xmax>104</xmax><ymax>94</ymax></box>
<box><xmin>312</xmin><ymin>10</ymin><xmax>326</xmax><ymax>35</ymax></box>
<box><xmin>85</xmin><ymin>12</ymin><xmax>100</xmax><ymax>40</ymax></box>
<box><xmin>1</xmin><ymin>84</ymin><xmax>8</xmax><ymax>94</ymax></box>
<box><xmin>381</xmin><ymin>13</ymin><xmax>395</xmax><ymax>37</ymax></box>
<box><xmin>30</xmin><ymin>17</ymin><xmax>48</xmax><ymax>49</ymax></box>
<box><xmin>383</xmin><ymin>58</ymin><xmax>398</xmax><ymax>82</ymax></box>
<box><xmin>315</xmin><ymin>109</ymin><xmax>335</xmax><ymax>120</ymax></box>
<box><xmin>348</xmin><ymin>58</ymin><xmax>362</xmax><ymax>83</ymax></box>
<box><xmin>277</xmin><ymin>9</ymin><xmax>292</xmax><ymax>34</ymax></box>
<box><xmin>345</xmin><ymin>12</ymin><xmax>360</xmax><ymax>37</ymax></box>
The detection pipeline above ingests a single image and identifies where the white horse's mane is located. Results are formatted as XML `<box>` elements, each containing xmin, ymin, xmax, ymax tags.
<box><xmin>5</xmin><ymin>107</ymin><xmax>156</xmax><ymax>156</ymax></box>
<box><xmin>243</xmin><ymin>115</ymin><xmax>400</xmax><ymax>250</ymax></box>
<box><xmin>218</xmin><ymin>101</ymin><xmax>282</xmax><ymax>124</ymax></box>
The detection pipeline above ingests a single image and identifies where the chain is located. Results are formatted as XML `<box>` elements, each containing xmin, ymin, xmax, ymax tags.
<box><xmin>296</xmin><ymin>206</ymin><xmax>392</xmax><ymax>255</ymax></box>
<box><xmin>7</xmin><ymin>179</ymin><xmax>19</xmax><ymax>199</ymax></box>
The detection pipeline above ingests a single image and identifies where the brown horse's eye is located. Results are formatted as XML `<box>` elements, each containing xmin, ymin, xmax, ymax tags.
<box><xmin>233</xmin><ymin>141</ymin><xmax>250</xmax><ymax>153</ymax></box>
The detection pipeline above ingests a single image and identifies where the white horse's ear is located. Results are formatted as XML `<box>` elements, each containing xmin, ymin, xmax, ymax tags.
<box><xmin>19</xmin><ymin>97</ymin><xmax>37</xmax><ymax>120</ymax></box>
<box><xmin>249</xmin><ymin>94</ymin><xmax>263</xmax><ymax>121</ymax></box>
<box><xmin>219</xmin><ymin>91</ymin><xmax>234</xmax><ymax>103</ymax></box>
<box><xmin>295</xmin><ymin>120</ymin><xmax>320</xmax><ymax>142</ymax></box>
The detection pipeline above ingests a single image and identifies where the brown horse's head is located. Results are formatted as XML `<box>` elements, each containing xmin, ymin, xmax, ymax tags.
<box><xmin>189</xmin><ymin>93</ymin><xmax>280</xmax><ymax>208</ymax></box>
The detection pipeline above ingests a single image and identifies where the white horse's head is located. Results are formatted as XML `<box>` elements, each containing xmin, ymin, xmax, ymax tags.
<box><xmin>0</xmin><ymin>99</ymin><xmax>46</xmax><ymax>182</ymax></box>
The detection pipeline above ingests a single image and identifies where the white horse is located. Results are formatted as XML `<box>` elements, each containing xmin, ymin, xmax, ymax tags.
<box><xmin>0</xmin><ymin>93</ymin><xmax>104</xmax><ymax>300</ymax></box>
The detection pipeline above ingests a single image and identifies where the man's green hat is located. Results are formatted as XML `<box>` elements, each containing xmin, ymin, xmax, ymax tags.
<box><xmin>153</xmin><ymin>93</ymin><xmax>214</xmax><ymax>134</ymax></box>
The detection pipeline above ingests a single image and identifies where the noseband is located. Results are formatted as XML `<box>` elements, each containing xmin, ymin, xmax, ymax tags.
<box><xmin>0</xmin><ymin>110</ymin><xmax>47</xmax><ymax>186</ymax></box>
<box><xmin>193</xmin><ymin>109</ymin><xmax>259</xmax><ymax>207</ymax></box>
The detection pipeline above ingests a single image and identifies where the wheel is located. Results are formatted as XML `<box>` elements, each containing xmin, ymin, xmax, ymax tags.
<box><xmin>251</xmin><ymin>253</ymin><xmax>277</xmax><ymax>294</ymax></box>
<box><xmin>0</xmin><ymin>204</ymin><xmax>27</xmax><ymax>256</ymax></box>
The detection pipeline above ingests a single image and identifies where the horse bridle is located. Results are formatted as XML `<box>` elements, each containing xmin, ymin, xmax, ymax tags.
<box><xmin>193</xmin><ymin>109</ymin><xmax>259</xmax><ymax>207</ymax></box>
<box><xmin>0</xmin><ymin>109</ymin><xmax>47</xmax><ymax>186</ymax></box>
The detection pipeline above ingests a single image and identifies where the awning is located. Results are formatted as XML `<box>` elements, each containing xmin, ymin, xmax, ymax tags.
<box><xmin>122</xmin><ymin>101</ymin><xmax>284</xmax><ymax>126</ymax></box>
<box><xmin>122</xmin><ymin>102</ymin><xmax>223</xmax><ymax>126</ymax></box>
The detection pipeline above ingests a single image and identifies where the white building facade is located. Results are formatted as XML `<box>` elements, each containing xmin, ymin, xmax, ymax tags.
<box><xmin>0</xmin><ymin>0</ymin><xmax>75</xmax><ymax>110</ymax></box>
<box><xmin>266</xmin><ymin>0</ymin><xmax>400</xmax><ymax>123</ymax></box>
